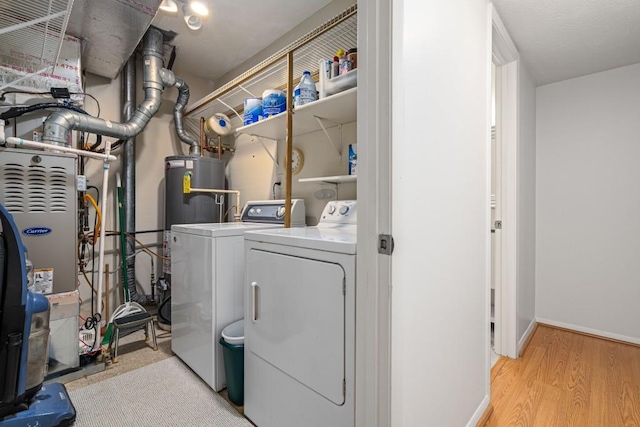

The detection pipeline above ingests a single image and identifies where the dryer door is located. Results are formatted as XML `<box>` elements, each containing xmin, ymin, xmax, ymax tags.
<box><xmin>247</xmin><ymin>249</ymin><xmax>345</xmax><ymax>405</ymax></box>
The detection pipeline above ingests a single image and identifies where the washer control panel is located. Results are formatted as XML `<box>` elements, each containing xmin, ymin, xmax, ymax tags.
<box><xmin>241</xmin><ymin>199</ymin><xmax>306</xmax><ymax>225</ymax></box>
<box><xmin>319</xmin><ymin>200</ymin><xmax>357</xmax><ymax>224</ymax></box>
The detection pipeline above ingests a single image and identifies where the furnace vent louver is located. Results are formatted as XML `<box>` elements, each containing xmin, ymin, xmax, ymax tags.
<box><xmin>3</xmin><ymin>163</ymin><xmax>26</xmax><ymax>213</ymax></box>
<box><xmin>49</xmin><ymin>166</ymin><xmax>67</xmax><ymax>213</ymax></box>
<box><xmin>2</xmin><ymin>163</ymin><xmax>69</xmax><ymax>214</ymax></box>
<box><xmin>28</xmin><ymin>165</ymin><xmax>48</xmax><ymax>213</ymax></box>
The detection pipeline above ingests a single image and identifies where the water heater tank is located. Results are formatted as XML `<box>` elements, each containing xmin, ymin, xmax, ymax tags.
<box><xmin>163</xmin><ymin>155</ymin><xmax>225</xmax><ymax>277</ymax></box>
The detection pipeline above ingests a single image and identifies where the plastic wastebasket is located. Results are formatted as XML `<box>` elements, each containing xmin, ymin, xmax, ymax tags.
<box><xmin>220</xmin><ymin>319</ymin><xmax>244</xmax><ymax>405</ymax></box>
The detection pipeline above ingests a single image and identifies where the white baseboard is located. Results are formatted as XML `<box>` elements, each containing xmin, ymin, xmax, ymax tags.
<box><xmin>466</xmin><ymin>394</ymin><xmax>490</xmax><ymax>427</ymax></box>
<box><xmin>536</xmin><ymin>318</ymin><xmax>640</xmax><ymax>346</ymax></box>
<box><xmin>517</xmin><ymin>318</ymin><xmax>537</xmax><ymax>353</ymax></box>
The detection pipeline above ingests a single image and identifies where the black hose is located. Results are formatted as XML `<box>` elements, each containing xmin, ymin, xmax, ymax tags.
<box><xmin>158</xmin><ymin>295</ymin><xmax>171</xmax><ymax>325</ymax></box>
<box><xmin>0</xmin><ymin>103</ymin><xmax>89</xmax><ymax>121</ymax></box>
<box><xmin>89</xmin><ymin>134</ymin><xmax>102</xmax><ymax>151</ymax></box>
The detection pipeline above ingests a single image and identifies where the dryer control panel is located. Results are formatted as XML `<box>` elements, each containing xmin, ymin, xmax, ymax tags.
<box><xmin>319</xmin><ymin>200</ymin><xmax>357</xmax><ymax>224</ymax></box>
<box><xmin>241</xmin><ymin>199</ymin><xmax>306</xmax><ymax>226</ymax></box>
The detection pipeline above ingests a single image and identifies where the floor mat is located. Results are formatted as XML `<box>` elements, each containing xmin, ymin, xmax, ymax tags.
<box><xmin>68</xmin><ymin>356</ymin><xmax>251</xmax><ymax>427</ymax></box>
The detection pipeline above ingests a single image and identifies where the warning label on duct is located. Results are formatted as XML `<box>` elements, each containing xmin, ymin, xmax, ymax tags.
<box><xmin>32</xmin><ymin>268</ymin><xmax>54</xmax><ymax>294</ymax></box>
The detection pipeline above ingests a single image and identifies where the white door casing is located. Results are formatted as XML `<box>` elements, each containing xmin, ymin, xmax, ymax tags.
<box><xmin>492</xmin><ymin>5</ymin><xmax>520</xmax><ymax>359</ymax></box>
<box><xmin>355</xmin><ymin>0</ymin><xmax>393</xmax><ymax>425</ymax></box>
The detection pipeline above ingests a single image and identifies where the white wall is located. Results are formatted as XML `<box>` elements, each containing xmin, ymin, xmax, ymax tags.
<box><xmin>517</xmin><ymin>63</ymin><xmax>536</xmax><ymax>348</ymax></box>
<box><xmin>536</xmin><ymin>62</ymin><xmax>640</xmax><ymax>343</ymax></box>
<box><xmin>278</xmin><ymin>123</ymin><xmax>357</xmax><ymax>224</ymax></box>
<box><xmin>391</xmin><ymin>0</ymin><xmax>491</xmax><ymax>425</ymax></box>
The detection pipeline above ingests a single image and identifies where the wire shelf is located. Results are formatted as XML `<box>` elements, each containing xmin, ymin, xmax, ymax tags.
<box><xmin>184</xmin><ymin>5</ymin><xmax>357</xmax><ymax>131</ymax></box>
<box><xmin>0</xmin><ymin>0</ymin><xmax>75</xmax><ymax>91</ymax></box>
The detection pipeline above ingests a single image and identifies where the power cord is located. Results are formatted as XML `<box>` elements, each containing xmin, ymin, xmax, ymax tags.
<box><xmin>272</xmin><ymin>181</ymin><xmax>282</xmax><ymax>199</ymax></box>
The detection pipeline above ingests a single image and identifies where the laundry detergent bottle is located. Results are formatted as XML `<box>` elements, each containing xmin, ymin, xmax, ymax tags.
<box><xmin>293</xmin><ymin>71</ymin><xmax>317</xmax><ymax>107</ymax></box>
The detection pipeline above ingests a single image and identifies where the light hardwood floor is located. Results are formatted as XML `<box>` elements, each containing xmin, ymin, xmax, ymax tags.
<box><xmin>485</xmin><ymin>324</ymin><xmax>640</xmax><ymax>426</ymax></box>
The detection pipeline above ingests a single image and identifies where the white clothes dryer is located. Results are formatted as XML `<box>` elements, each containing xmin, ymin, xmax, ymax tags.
<box><xmin>170</xmin><ymin>199</ymin><xmax>305</xmax><ymax>391</ymax></box>
<box><xmin>243</xmin><ymin>200</ymin><xmax>357</xmax><ymax>427</ymax></box>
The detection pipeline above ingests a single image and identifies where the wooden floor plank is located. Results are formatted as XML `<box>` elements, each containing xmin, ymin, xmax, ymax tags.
<box><xmin>485</xmin><ymin>325</ymin><xmax>640</xmax><ymax>427</ymax></box>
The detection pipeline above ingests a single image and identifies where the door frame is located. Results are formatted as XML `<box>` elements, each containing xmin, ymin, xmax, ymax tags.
<box><xmin>492</xmin><ymin>6</ymin><xmax>519</xmax><ymax>359</ymax></box>
<box><xmin>355</xmin><ymin>0</ymin><xmax>392</xmax><ymax>425</ymax></box>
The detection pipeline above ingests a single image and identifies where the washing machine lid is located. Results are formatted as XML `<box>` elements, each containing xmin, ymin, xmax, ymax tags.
<box><xmin>171</xmin><ymin>222</ymin><xmax>283</xmax><ymax>237</ymax></box>
<box><xmin>245</xmin><ymin>225</ymin><xmax>357</xmax><ymax>254</ymax></box>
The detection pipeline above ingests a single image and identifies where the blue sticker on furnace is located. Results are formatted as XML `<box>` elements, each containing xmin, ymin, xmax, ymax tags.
<box><xmin>22</xmin><ymin>227</ymin><xmax>52</xmax><ymax>236</ymax></box>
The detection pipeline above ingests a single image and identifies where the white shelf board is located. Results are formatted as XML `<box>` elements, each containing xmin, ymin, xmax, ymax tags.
<box><xmin>298</xmin><ymin>175</ymin><xmax>356</xmax><ymax>184</ymax></box>
<box><xmin>235</xmin><ymin>87</ymin><xmax>357</xmax><ymax>140</ymax></box>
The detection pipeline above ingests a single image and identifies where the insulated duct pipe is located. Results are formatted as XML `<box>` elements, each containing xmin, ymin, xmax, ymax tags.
<box><xmin>174</xmin><ymin>77</ymin><xmax>200</xmax><ymax>155</ymax></box>
<box><xmin>159</xmin><ymin>70</ymin><xmax>200</xmax><ymax>155</ymax></box>
<box><xmin>122</xmin><ymin>57</ymin><xmax>145</xmax><ymax>304</ymax></box>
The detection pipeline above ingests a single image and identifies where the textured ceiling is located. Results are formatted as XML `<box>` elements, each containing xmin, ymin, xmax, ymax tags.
<box><xmin>151</xmin><ymin>0</ymin><xmax>332</xmax><ymax>82</ymax></box>
<box><xmin>492</xmin><ymin>0</ymin><xmax>640</xmax><ymax>86</ymax></box>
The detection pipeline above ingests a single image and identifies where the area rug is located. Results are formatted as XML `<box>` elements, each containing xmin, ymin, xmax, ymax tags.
<box><xmin>68</xmin><ymin>356</ymin><xmax>252</xmax><ymax>426</ymax></box>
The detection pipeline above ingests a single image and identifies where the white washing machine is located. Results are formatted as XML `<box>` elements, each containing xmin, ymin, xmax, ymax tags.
<box><xmin>170</xmin><ymin>199</ymin><xmax>305</xmax><ymax>391</ymax></box>
<box><xmin>243</xmin><ymin>200</ymin><xmax>357</xmax><ymax>427</ymax></box>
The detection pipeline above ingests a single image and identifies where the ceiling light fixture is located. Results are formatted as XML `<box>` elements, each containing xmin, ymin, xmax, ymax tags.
<box><xmin>182</xmin><ymin>5</ymin><xmax>203</xmax><ymax>30</ymax></box>
<box><xmin>184</xmin><ymin>14</ymin><xmax>203</xmax><ymax>30</ymax></box>
<box><xmin>189</xmin><ymin>0</ymin><xmax>209</xmax><ymax>17</ymax></box>
<box><xmin>159</xmin><ymin>1</ymin><xmax>208</xmax><ymax>31</ymax></box>
<box><xmin>159</xmin><ymin>0</ymin><xmax>178</xmax><ymax>13</ymax></box>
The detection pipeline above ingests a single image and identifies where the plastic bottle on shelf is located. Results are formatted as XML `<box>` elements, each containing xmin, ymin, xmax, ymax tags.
<box><xmin>347</xmin><ymin>48</ymin><xmax>357</xmax><ymax>70</ymax></box>
<box><xmin>293</xmin><ymin>71</ymin><xmax>317</xmax><ymax>107</ymax></box>
<box><xmin>331</xmin><ymin>56</ymin><xmax>340</xmax><ymax>79</ymax></box>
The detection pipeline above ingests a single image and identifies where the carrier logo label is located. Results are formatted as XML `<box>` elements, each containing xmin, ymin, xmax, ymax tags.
<box><xmin>22</xmin><ymin>227</ymin><xmax>52</xmax><ymax>236</ymax></box>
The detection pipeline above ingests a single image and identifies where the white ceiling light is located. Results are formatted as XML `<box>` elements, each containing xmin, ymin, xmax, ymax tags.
<box><xmin>189</xmin><ymin>0</ymin><xmax>209</xmax><ymax>17</ymax></box>
<box><xmin>159</xmin><ymin>0</ymin><xmax>208</xmax><ymax>30</ymax></box>
<box><xmin>183</xmin><ymin>6</ymin><xmax>203</xmax><ymax>30</ymax></box>
<box><xmin>159</xmin><ymin>0</ymin><xmax>178</xmax><ymax>13</ymax></box>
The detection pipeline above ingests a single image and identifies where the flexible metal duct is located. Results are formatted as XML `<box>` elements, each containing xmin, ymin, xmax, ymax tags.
<box><xmin>173</xmin><ymin>77</ymin><xmax>200</xmax><ymax>155</ymax></box>
<box><xmin>158</xmin><ymin>69</ymin><xmax>200</xmax><ymax>155</ymax></box>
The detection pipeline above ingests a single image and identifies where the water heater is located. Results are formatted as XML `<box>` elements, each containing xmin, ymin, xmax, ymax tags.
<box><xmin>163</xmin><ymin>155</ymin><xmax>225</xmax><ymax>281</ymax></box>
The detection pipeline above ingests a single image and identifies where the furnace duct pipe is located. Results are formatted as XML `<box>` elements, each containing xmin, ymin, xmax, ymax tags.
<box><xmin>122</xmin><ymin>56</ymin><xmax>145</xmax><ymax>304</ymax></box>
<box><xmin>43</xmin><ymin>28</ymin><xmax>167</xmax><ymax>146</ymax></box>
<box><xmin>42</xmin><ymin>27</ymin><xmax>200</xmax><ymax>153</ymax></box>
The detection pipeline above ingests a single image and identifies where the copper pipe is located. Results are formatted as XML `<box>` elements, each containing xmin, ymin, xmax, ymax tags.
<box><xmin>285</xmin><ymin>51</ymin><xmax>294</xmax><ymax>228</ymax></box>
<box><xmin>199</xmin><ymin>117</ymin><xmax>205</xmax><ymax>156</ymax></box>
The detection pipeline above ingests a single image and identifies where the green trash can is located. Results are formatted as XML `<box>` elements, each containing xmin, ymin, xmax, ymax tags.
<box><xmin>220</xmin><ymin>319</ymin><xmax>244</xmax><ymax>405</ymax></box>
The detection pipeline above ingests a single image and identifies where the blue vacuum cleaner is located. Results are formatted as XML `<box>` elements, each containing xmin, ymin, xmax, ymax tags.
<box><xmin>0</xmin><ymin>204</ymin><xmax>76</xmax><ymax>426</ymax></box>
